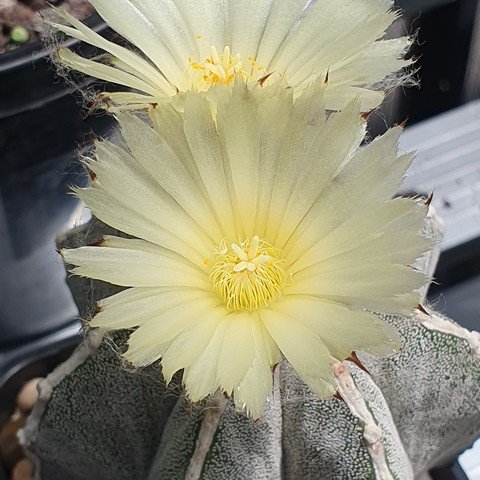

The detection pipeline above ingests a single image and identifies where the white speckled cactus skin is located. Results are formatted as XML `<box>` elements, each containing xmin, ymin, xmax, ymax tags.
<box><xmin>20</xmin><ymin>217</ymin><xmax>480</xmax><ymax>480</ymax></box>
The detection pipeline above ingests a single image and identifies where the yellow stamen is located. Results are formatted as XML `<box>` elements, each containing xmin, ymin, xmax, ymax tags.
<box><xmin>185</xmin><ymin>45</ymin><xmax>265</xmax><ymax>93</ymax></box>
<box><xmin>210</xmin><ymin>236</ymin><xmax>287</xmax><ymax>311</ymax></box>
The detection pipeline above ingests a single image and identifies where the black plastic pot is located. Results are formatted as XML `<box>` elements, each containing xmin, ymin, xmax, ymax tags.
<box><xmin>0</xmin><ymin>14</ymin><xmax>114</xmax><ymax>346</ymax></box>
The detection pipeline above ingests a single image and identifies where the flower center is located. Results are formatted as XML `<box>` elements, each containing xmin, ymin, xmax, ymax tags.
<box><xmin>210</xmin><ymin>235</ymin><xmax>287</xmax><ymax>311</ymax></box>
<box><xmin>185</xmin><ymin>45</ymin><xmax>265</xmax><ymax>92</ymax></box>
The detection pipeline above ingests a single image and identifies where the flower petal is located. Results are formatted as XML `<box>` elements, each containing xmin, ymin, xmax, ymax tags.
<box><xmin>91</xmin><ymin>287</ymin><xmax>208</xmax><ymax>330</ymax></box>
<box><xmin>256</xmin><ymin>0</ymin><xmax>311</xmax><ymax>69</ymax></box>
<box><xmin>75</xmin><ymin>187</ymin><xmax>205</xmax><ymax>263</ymax></box>
<box><xmin>285</xmin><ymin>127</ymin><xmax>413</xmax><ymax>257</ymax></box>
<box><xmin>88</xmin><ymin>0</ymin><xmax>186</xmax><ymax>86</ymax></box>
<box><xmin>62</xmin><ymin>236</ymin><xmax>209</xmax><ymax>289</ymax></box>
<box><xmin>182</xmin><ymin>93</ymin><xmax>239</xmax><ymax>236</ymax></box>
<box><xmin>57</xmin><ymin>49</ymin><xmax>160</xmax><ymax>97</ymax></box>
<box><xmin>161</xmin><ymin>307</ymin><xmax>226</xmax><ymax>384</ymax></box>
<box><xmin>124</xmin><ymin>296</ymin><xmax>219</xmax><ymax>366</ymax></box>
<box><xmin>329</xmin><ymin>37</ymin><xmax>413</xmax><ymax>87</ymax></box>
<box><xmin>296</xmin><ymin>232</ymin><xmax>432</xmax><ymax>281</ymax></box>
<box><xmin>269</xmin><ymin>0</ymin><xmax>405</xmax><ymax>110</ymax></box>
<box><xmin>286</xmin><ymin>8</ymin><xmax>398</xmax><ymax>86</ymax></box>
<box><xmin>261</xmin><ymin>309</ymin><xmax>336</xmax><ymax>397</ymax></box>
<box><xmin>116</xmin><ymin>112</ymin><xmax>224</xmax><ymax>243</ymax></box>
<box><xmin>172</xmin><ymin>0</ymin><xmax>225</xmax><ymax>58</ymax></box>
<box><xmin>52</xmin><ymin>8</ymin><xmax>170</xmax><ymax>91</ymax></box>
<box><xmin>288</xmin><ymin>263</ymin><xmax>425</xmax><ymax>314</ymax></box>
<box><xmin>288</xmin><ymin>198</ymin><xmax>430</xmax><ymax>274</ymax></box>
<box><xmin>216</xmin><ymin>313</ymin><xmax>256</xmax><ymax>395</ymax></box>
<box><xmin>217</xmin><ymin>85</ymin><xmax>263</xmax><ymax>237</ymax></box>
<box><xmin>227</xmin><ymin>0</ymin><xmax>275</xmax><ymax>58</ymax></box>
<box><xmin>234</xmin><ymin>318</ymin><xmax>276</xmax><ymax>419</ymax></box>
<box><xmin>100</xmin><ymin>92</ymin><xmax>159</xmax><ymax>109</ymax></box>
<box><xmin>183</xmin><ymin>320</ymin><xmax>230</xmax><ymax>402</ymax></box>
<box><xmin>272</xmin><ymin>98</ymin><xmax>365</xmax><ymax>247</ymax></box>
<box><xmin>81</xmin><ymin>137</ymin><xmax>218</xmax><ymax>259</ymax></box>
<box><xmin>263</xmin><ymin>80</ymin><xmax>326</xmax><ymax>240</ymax></box>
<box><xmin>273</xmin><ymin>297</ymin><xmax>402</xmax><ymax>359</ymax></box>
<box><xmin>324</xmin><ymin>85</ymin><xmax>386</xmax><ymax>113</ymax></box>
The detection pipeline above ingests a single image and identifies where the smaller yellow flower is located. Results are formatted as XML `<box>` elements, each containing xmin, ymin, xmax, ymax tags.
<box><xmin>51</xmin><ymin>0</ymin><xmax>413</xmax><ymax>111</ymax></box>
<box><xmin>63</xmin><ymin>81</ymin><xmax>432</xmax><ymax>418</ymax></box>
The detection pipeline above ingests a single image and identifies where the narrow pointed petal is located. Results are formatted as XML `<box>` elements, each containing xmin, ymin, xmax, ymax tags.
<box><xmin>81</xmin><ymin>137</ymin><xmax>218</xmax><ymax>259</ymax></box>
<box><xmin>227</xmin><ymin>0</ymin><xmax>275</xmax><ymax>58</ymax></box>
<box><xmin>256</xmin><ymin>0</ymin><xmax>311</xmax><ymax>69</ymax></box>
<box><xmin>182</xmin><ymin>93</ymin><xmax>239</xmax><ymax>236</ymax></box>
<box><xmin>329</xmin><ymin>37</ymin><xmax>414</xmax><ymax>87</ymax></box>
<box><xmin>234</xmin><ymin>318</ymin><xmax>275</xmax><ymax>419</ymax></box>
<box><xmin>62</xmin><ymin>237</ymin><xmax>209</xmax><ymax>289</ymax></box>
<box><xmin>92</xmin><ymin>287</ymin><xmax>208</xmax><ymax>330</ymax></box>
<box><xmin>57</xmin><ymin>49</ymin><xmax>160</xmax><ymax>97</ymax></box>
<box><xmin>161</xmin><ymin>307</ymin><xmax>226</xmax><ymax>384</ymax></box>
<box><xmin>116</xmin><ymin>112</ymin><xmax>224</xmax><ymax>243</ymax></box>
<box><xmin>183</xmin><ymin>320</ymin><xmax>230</xmax><ymax>402</ymax></box>
<box><xmin>88</xmin><ymin>0</ymin><xmax>186</xmax><ymax>86</ymax></box>
<box><xmin>52</xmin><ymin>8</ymin><xmax>170</xmax><ymax>91</ymax></box>
<box><xmin>324</xmin><ymin>86</ymin><xmax>386</xmax><ymax>113</ymax></box>
<box><xmin>216</xmin><ymin>313</ymin><xmax>256</xmax><ymax>395</ymax></box>
<box><xmin>74</xmin><ymin>187</ymin><xmax>207</xmax><ymax>264</ymax></box>
<box><xmin>288</xmin><ymin>198</ymin><xmax>430</xmax><ymax>274</ymax></box>
<box><xmin>274</xmin><ymin>297</ymin><xmax>402</xmax><ymax>359</ymax></box>
<box><xmin>261</xmin><ymin>309</ymin><xmax>336</xmax><ymax>397</ymax></box>
<box><xmin>124</xmin><ymin>297</ymin><xmax>219</xmax><ymax>366</ymax></box>
<box><xmin>285</xmin><ymin>127</ymin><xmax>413</xmax><ymax>257</ymax></box>
<box><xmin>273</xmin><ymin>99</ymin><xmax>365</xmax><ymax>246</ymax></box>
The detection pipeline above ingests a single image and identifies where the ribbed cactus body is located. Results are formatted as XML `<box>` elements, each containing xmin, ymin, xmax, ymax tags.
<box><xmin>20</xmin><ymin>219</ymin><xmax>480</xmax><ymax>480</ymax></box>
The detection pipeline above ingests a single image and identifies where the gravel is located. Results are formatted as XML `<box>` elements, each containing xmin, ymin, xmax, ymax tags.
<box><xmin>0</xmin><ymin>0</ymin><xmax>95</xmax><ymax>54</ymax></box>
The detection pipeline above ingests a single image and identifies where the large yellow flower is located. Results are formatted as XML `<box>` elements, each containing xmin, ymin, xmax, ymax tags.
<box><xmin>63</xmin><ymin>81</ymin><xmax>431</xmax><ymax>418</ymax></box>
<box><xmin>52</xmin><ymin>0</ymin><xmax>412</xmax><ymax>111</ymax></box>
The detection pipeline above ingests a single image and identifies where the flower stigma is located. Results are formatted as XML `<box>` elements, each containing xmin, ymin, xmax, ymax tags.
<box><xmin>210</xmin><ymin>235</ymin><xmax>288</xmax><ymax>311</ymax></box>
<box><xmin>186</xmin><ymin>45</ymin><xmax>265</xmax><ymax>92</ymax></box>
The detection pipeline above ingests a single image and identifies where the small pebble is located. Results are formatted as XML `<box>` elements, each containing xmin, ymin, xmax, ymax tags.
<box><xmin>0</xmin><ymin>411</ymin><xmax>26</xmax><ymax>469</ymax></box>
<box><xmin>0</xmin><ymin>0</ymin><xmax>16</xmax><ymax>8</ymax></box>
<box><xmin>16</xmin><ymin>378</ymin><xmax>42</xmax><ymax>414</ymax></box>
<box><xmin>10</xmin><ymin>26</ymin><xmax>29</xmax><ymax>44</ymax></box>
<box><xmin>12</xmin><ymin>458</ymin><xmax>34</xmax><ymax>480</ymax></box>
<box><xmin>0</xmin><ymin>0</ymin><xmax>94</xmax><ymax>53</ymax></box>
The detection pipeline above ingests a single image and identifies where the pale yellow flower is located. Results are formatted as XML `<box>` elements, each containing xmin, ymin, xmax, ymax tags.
<box><xmin>63</xmin><ymin>81</ymin><xmax>431</xmax><ymax>418</ymax></box>
<box><xmin>52</xmin><ymin>0</ymin><xmax>412</xmax><ymax>111</ymax></box>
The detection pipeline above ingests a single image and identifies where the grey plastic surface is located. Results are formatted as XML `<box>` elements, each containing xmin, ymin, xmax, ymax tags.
<box><xmin>400</xmin><ymin>100</ymin><xmax>480</xmax><ymax>252</ymax></box>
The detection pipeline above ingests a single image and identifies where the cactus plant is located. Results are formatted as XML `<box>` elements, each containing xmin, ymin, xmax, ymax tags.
<box><xmin>20</xmin><ymin>216</ymin><xmax>480</xmax><ymax>480</ymax></box>
<box><xmin>19</xmin><ymin>1</ymin><xmax>479</xmax><ymax>478</ymax></box>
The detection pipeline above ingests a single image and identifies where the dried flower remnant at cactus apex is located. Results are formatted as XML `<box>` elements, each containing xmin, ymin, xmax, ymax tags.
<box><xmin>62</xmin><ymin>81</ymin><xmax>433</xmax><ymax>418</ymax></box>
<box><xmin>51</xmin><ymin>0</ymin><xmax>413</xmax><ymax>111</ymax></box>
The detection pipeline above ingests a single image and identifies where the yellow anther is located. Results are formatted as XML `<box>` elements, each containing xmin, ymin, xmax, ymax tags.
<box><xmin>210</xmin><ymin>236</ymin><xmax>287</xmax><ymax>311</ymax></box>
<box><xmin>185</xmin><ymin>44</ymin><xmax>266</xmax><ymax>93</ymax></box>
